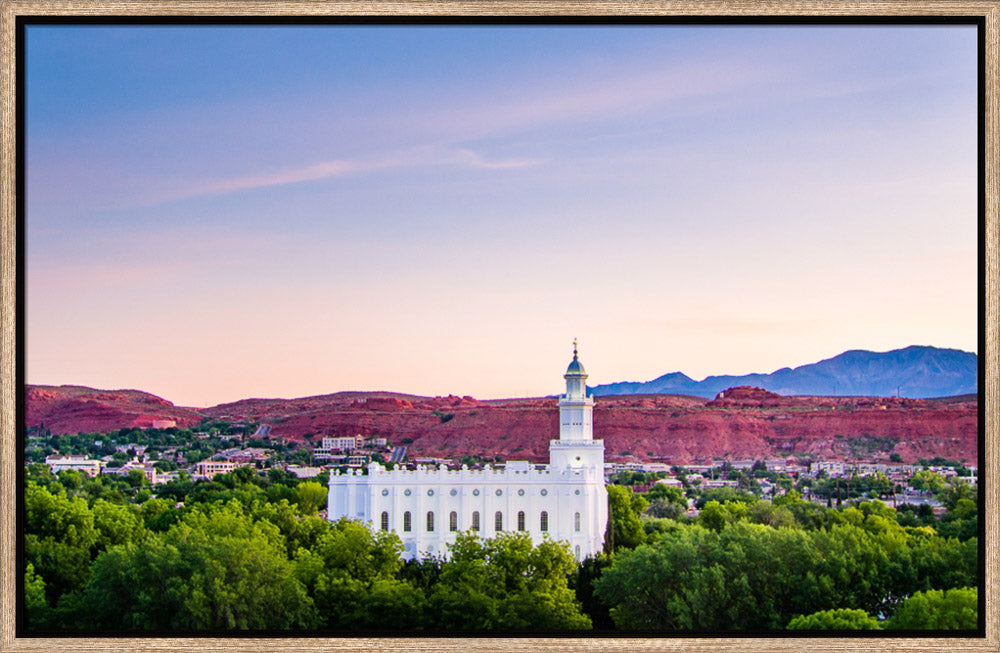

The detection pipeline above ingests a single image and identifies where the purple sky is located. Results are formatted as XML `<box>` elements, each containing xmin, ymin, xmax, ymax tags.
<box><xmin>25</xmin><ymin>24</ymin><xmax>979</xmax><ymax>407</ymax></box>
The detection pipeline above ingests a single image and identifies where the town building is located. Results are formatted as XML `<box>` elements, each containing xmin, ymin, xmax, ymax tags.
<box><xmin>44</xmin><ymin>454</ymin><xmax>103</xmax><ymax>478</ymax></box>
<box><xmin>103</xmin><ymin>461</ymin><xmax>158</xmax><ymax>484</ymax></box>
<box><xmin>218</xmin><ymin>447</ymin><xmax>273</xmax><ymax>464</ymax></box>
<box><xmin>322</xmin><ymin>435</ymin><xmax>363</xmax><ymax>452</ymax></box>
<box><xmin>812</xmin><ymin>460</ymin><xmax>848</xmax><ymax>477</ymax></box>
<box><xmin>285</xmin><ymin>465</ymin><xmax>324</xmax><ymax>479</ymax></box>
<box><xmin>194</xmin><ymin>460</ymin><xmax>241</xmax><ymax>478</ymax></box>
<box><xmin>327</xmin><ymin>343</ymin><xmax>608</xmax><ymax>561</ymax></box>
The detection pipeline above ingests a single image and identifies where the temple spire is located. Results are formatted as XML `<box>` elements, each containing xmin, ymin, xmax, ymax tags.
<box><xmin>557</xmin><ymin>339</ymin><xmax>595</xmax><ymax>445</ymax></box>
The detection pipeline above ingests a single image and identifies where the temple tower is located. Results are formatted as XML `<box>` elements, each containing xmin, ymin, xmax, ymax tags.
<box><xmin>550</xmin><ymin>340</ymin><xmax>604</xmax><ymax>470</ymax></box>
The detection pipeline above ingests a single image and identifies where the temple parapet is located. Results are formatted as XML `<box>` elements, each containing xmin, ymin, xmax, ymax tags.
<box><xmin>331</xmin><ymin>461</ymin><xmax>600</xmax><ymax>482</ymax></box>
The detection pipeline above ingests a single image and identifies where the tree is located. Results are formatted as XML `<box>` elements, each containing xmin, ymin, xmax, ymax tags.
<box><xmin>887</xmin><ymin>587</ymin><xmax>978</xmax><ymax>630</ymax></box>
<box><xmin>644</xmin><ymin>484</ymin><xmax>686</xmax><ymax>519</ymax></box>
<box><xmin>90</xmin><ymin>499</ymin><xmax>147</xmax><ymax>554</ymax></box>
<box><xmin>572</xmin><ymin>553</ymin><xmax>614</xmax><ymax>630</ymax></box>
<box><xmin>785</xmin><ymin>501</ymin><xmax>838</xmax><ymax>530</ymax></box>
<box><xmin>251</xmin><ymin>500</ymin><xmax>329</xmax><ymax>557</ymax></box>
<box><xmin>773</xmin><ymin>488</ymin><xmax>803</xmax><ymax>507</ymax></box>
<box><xmin>646</xmin><ymin>498</ymin><xmax>685</xmax><ymax>520</ymax></box>
<box><xmin>153</xmin><ymin>459</ymin><xmax>177</xmax><ymax>472</ymax></box>
<box><xmin>593</xmin><ymin>524</ymin><xmax>717</xmax><ymax>629</ymax></box>
<box><xmin>746</xmin><ymin>501</ymin><xmax>795</xmax><ymax>529</ymax></box>
<box><xmin>57</xmin><ymin>470</ymin><xmax>84</xmax><ymax>492</ymax></box>
<box><xmin>909</xmin><ymin>471</ymin><xmax>946</xmax><ymax>493</ymax></box>
<box><xmin>787</xmin><ymin>608</ymin><xmax>881</xmax><ymax>630</ymax></box>
<box><xmin>427</xmin><ymin>535</ymin><xmax>499</xmax><ymax>630</ymax></box>
<box><xmin>607</xmin><ymin>485</ymin><xmax>647</xmax><ymax>550</ymax></box>
<box><xmin>694</xmin><ymin>486</ymin><xmax>757</xmax><ymax>509</ymax></box>
<box><xmin>592</xmin><ymin>513</ymin><xmax>977</xmax><ymax>633</ymax></box>
<box><xmin>296</xmin><ymin>481</ymin><xmax>328</xmax><ymax>516</ymax></box>
<box><xmin>79</xmin><ymin>501</ymin><xmax>318</xmax><ymax>630</ymax></box>
<box><xmin>593</xmin><ymin>523</ymin><xmax>826</xmax><ymax>630</ymax></box>
<box><xmin>428</xmin><ymin>532</ymin><xmax>591</xmax><ymax>631</ymax></box>
<box><xmin>908</xmin><ymin>535</ymin><xmax>977</xmax><ymax>595</ymax></box>
<box><xmin>698</xmin><ymin>500</ymin><xmax>730</xmax><ymax>532</ymax></box>
<box><xmin>24</xmin><ymin>482</ymin><xmax>99</xmax><ymax>604</ymax></box>
<box><xmin>645</xmin><ymin>483</ymin><xmax>684</xmax><ymax>504</ymax></box>
<box><xmin>293</xmin><ymin>517</ymin><xmax>404</xmax><ymax>629</ymax></box>
<box><xmin>266</xmin><ymin>482</ymin><xmax>299</xmax><ymax>505</ymax></box>
<box><xmin>867</xmin><ymin>473</ymin><xmax>893</xmax><ymax>499</ymax></box>
<box><xmin>124</xmin><ymin>469</ymin><xmax>148</xmax><ymax>488</ymax></box>
<box><xmin>24</xmin><ymin>562</ymin><xmax>51</xmax><ymax>630</ymax></box>
<box><xmin>937</xmin><ymin>498</ymin><xmax>978</xmax><ymax>541</ymax></box>
<box><xmin>230</xmin><ymin>465</ymin><xmax>258</xmax><ymax>486</ymax></box>
<box><xmin>937</xmin><ymin>477</ymin><xmax>975</xmax><ymax>511</ymax></box>
<box><xmin>346</xmin><ymin>578</ymin><xmax>429</xmax><ymax>631</ymax></box>
<box><xmin>138</xmin><ymin>497</ymin><xmax>174</xmax><ymax>528</ymax></box>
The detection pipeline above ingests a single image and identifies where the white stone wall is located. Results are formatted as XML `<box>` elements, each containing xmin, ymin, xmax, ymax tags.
<box><xmin>549</xmin><ymin>438</ymin><xmax>605</xmax><ymax>471</ymax></box>
<box><xmin>558</xmin><ymin>397</ymin><xmax>593</xmax><ymax>441</ymax></box>
<box><xmin>328</xmin><ymin>462</ymin><xmax>607</xmax><ymax>561</ymax></box>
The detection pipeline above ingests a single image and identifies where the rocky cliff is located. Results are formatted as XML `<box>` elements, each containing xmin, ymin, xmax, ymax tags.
<box><xmin>25</xmin><ymin>384</ymin><xmax>975</xmax><ymax>464</ymax></box>
<box><xmin>25</xmin><ymin>385</ymin><xmax>203</xmax><ymax>433</ymax></box>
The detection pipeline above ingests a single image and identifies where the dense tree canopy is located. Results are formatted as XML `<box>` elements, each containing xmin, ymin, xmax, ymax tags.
<box><xmin>427</xmin><ymin>532</ymin><xmax>591</xmax><ymax>631</ymax></box>
<box><xmin>22</xmin><ymin>464</ymin><xmax>979</xmax><ymax>633</ymax></box>
<box><xmin>79</xmin><ymin>502</ymin><xmax>318</xmax><ymax>630</ymax></box>
<box><xmin>592</xmin><ymin>500</ymin><xmax>977</xmax><ymax>631</ymax></box>
<box><xmin>887</xmin><ymin>587</ymin><xmax>978</xmax><ymax>630</ymax></box>
<box><xmin>787</xmin><ymin>608</ymin><xmax>882</xmax><ymax>630</ymax></box>
<box><xmin>606</xmin><ymin>485</ymin><xmax>647</xmax><ymax>551</ymax></box>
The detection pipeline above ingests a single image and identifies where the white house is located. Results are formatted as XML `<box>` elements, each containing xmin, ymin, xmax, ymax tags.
<box><xmin>45</xmin><ymin>454</ymin><xmax>103</xmax><ymax>478</ymax></box>
<box><xmin>327</xmin><ymin>343</ymin><xmax>608</xmax><ymax>561</ymax></box>
<box><xmin>321</xmin><ymin>435</ymin><xmax>363</xmax><ymax>452</ymax></box>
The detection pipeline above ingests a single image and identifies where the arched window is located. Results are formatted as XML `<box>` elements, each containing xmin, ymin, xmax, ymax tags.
<box><xmin>449</xmin><ymin>511</ymin><xmax>458</xmax><ymax>532</ymax></box>
<box><xmin>471</xmin><ymin>511</ymin><xmax>480</xmax><ymax>531</ymax></box>
<box><xmin>403</xmin><ymin>511</ymin><xmax>411</xmax><ymax>532</ymax></box>
<box><xmin>380</xmin><ymin>511</ymin><xmax>389</xmax><ymax>531</ymax></box>
<box><xmin>574</xmin><ymin>512</ymin><xmax>581</xmax><ymax>532</ymax></box>
<box><xmin>495</xmin><ymin>511</ymin><xmax>503</xmax><ymax>532</ymax></box>
<box><xmin>517</xmin><ymin>510</ymin><xmax>525</xmax><ymax>531</ymax></box>
<box><xmin>427</xmin><ymin>511</ymin><xmax>435</xmax><ymax>532</ymax></box>
<box><xmin>540</xmin><ymin>511</ymin><xmax>548</xmax><ymax>532</ymax></box>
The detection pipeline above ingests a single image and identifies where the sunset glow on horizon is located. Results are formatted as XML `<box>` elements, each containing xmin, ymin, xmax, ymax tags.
<box><xmin>25</xmin><ymin>24</ymin><xmax>979</xmax><ymax>407</ymax></box>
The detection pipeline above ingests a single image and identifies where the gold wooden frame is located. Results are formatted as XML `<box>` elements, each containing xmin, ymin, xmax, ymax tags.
<box><xmin>1</xmin><ymin>2</ymin><xmax>997</xmax><ymax>651</ymax></box>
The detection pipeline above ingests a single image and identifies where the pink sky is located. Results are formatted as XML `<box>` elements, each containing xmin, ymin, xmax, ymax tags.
<box><xmin>25</xmin><ymin>25</ymin><xmax>979</xmax><ymax>406</ymax></box>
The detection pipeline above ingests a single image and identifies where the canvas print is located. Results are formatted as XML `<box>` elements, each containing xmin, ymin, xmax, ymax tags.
<box><xmin>19</xmin><ymin>21</ymin><xmax>981</xmax><ymax>636</ymax></box>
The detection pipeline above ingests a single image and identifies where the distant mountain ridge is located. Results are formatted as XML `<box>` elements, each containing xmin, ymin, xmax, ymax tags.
<box><xmin>591</xmin><ymin>345</ymin><xmax>978</xmax><ymax>399</ymax></box>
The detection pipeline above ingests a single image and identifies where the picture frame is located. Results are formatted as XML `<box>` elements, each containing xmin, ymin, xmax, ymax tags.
<box><xmin>1</xmin><ymin>1</ymin><xmax>996</xmax><ymax>651</ymax></box>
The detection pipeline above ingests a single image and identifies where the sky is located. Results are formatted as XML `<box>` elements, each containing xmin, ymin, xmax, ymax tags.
<box><xmin>25</xmin><ymin>23</ymin><xmax>980</xmax><ymax>407</ymax></box>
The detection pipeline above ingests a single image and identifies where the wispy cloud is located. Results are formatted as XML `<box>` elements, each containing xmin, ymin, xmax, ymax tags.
<box><xmin>417</xmin><ymin>57</ymin><xmax>788</xmax><ymax>144</ymax></box>
<box><xmin>158</xmin><ymin>58</ymin><xmax>770</xmax><ymax>205</ymax></box>
<box><xmin>196</xmin><ymin>159</ymin><xmax>362</xmax><ymax>194</ymax></box>
<box><xmin>29</xmin><ymin>52</ymin><xmax>777</xmax><ymax>214</ymax></box>
<box><xmin>166</xmin><ymin>144</ymin><xmax>542</xmax><ymax>203</ymax></box>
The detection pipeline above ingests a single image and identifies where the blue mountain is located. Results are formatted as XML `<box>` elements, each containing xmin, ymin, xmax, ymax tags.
<box><xmin>590</xmin><ymin>345</ymin><xmax>977</xmax><ymax>399</ymax></box>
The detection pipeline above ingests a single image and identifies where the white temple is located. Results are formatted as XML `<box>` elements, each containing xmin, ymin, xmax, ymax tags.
<box><xmin>326</xmin><ymin>342</ymin><xmax>608</xmax><ymax>561</ymax></box>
